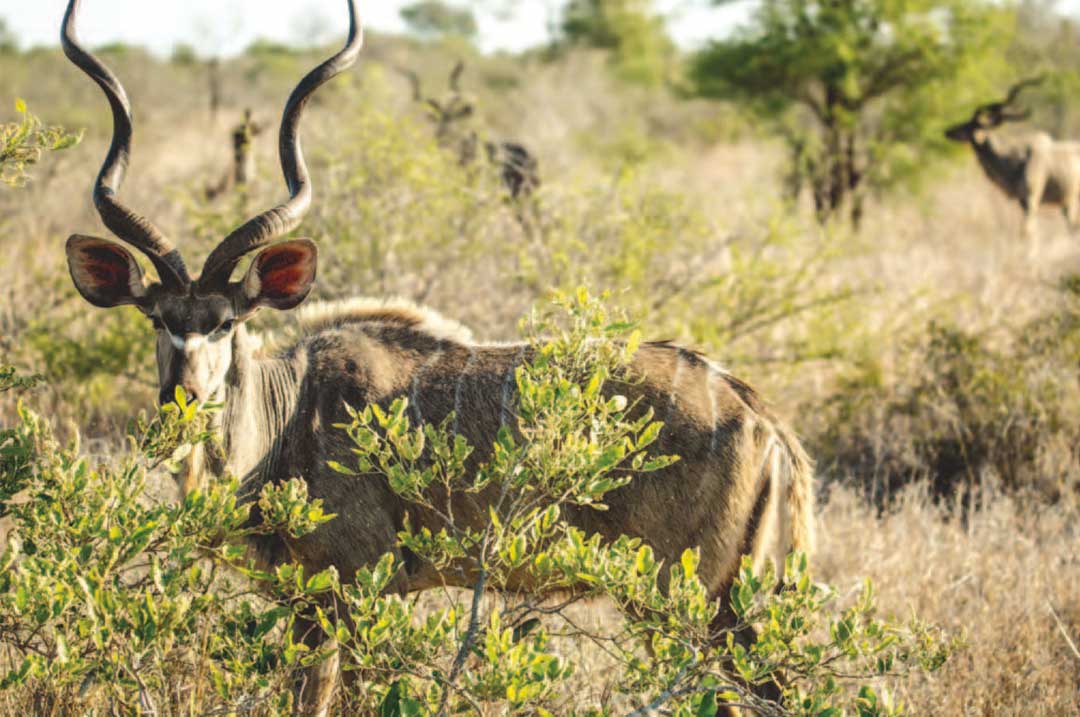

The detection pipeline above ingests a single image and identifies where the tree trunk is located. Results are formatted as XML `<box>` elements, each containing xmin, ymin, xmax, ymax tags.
<box><xmin>808</xmin><ymin>89</ymin><xmax>864</xmax><ymax>228</ymax></box>
<box><xmin>207</xmin><ymin>58</ymin><xmax>222</xmax><ymax>119</ymax></box>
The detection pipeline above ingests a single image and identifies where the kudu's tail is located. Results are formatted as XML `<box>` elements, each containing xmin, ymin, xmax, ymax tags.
<box><xmin>772</xmin><ymin>424</ymin><xmax>816</xmax><ymax>559</ymax></box>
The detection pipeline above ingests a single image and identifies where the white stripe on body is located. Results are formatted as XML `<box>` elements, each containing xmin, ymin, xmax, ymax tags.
<box><xmin>763</xmin><ymin>434</ymin><xmax>790</xmax><ymax>578</ymax></box>
<box><xmin>668</xmin><ymin>349</ymin><xmax>685</xmax><ymax>418</ymax></box>
<box><xmin>452</xmin><ymin>348</ymin><xmax>477</xmax><ymax>435</ymax></box>
<box><xmin>410</xmin><ymin>343</ymin><xmax>444</xmax><ymax>426</ymax></box>
<box><xmin>499</xmin><ymin>346</ymin><xmax>526</xmax><ymax>429</ymax></box>
<box><xmin>706</xmin><ymin>366</ymin><xmax>719</xmax><ymax>453</ymax></box>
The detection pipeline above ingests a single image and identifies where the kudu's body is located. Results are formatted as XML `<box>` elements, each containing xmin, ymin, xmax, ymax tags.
<box><xmin>200</xmin><ymin>301</ymin><xmax>814</xmax><ymax>714</ymax></box>
<box><xmin>947</xmin><ymin>78</ymin><xmax>1080</xmax><ymax>240</ymax></box>
<box><xmin>59</xmin><ymin>1</ymin><xmax>813</xmax><ymax>714</ymax></box>
<box><xmin>204</xmin><ymin>301</ymin><xmax>813</xmax><ymax>597</ymax></box>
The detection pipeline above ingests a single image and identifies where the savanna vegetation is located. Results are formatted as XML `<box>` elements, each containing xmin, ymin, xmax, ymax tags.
<box><xmin>1</xmin><ymin>0</ymin><xmax>1078</xmax><ymax>714</ymax></box>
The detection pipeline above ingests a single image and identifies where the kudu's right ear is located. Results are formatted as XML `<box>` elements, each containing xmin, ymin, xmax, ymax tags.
<box><xmin>66</xmin><ymin>235</ymin><xmax>148</xmax><ymax>308</ymax></box>
<box><xmin>239</xmin><ymin>239</ymin><xmax>318</xmax><ymax>312</ymax></box>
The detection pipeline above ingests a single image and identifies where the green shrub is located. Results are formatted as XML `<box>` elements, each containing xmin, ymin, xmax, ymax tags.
<box><xmin>0</xmin><ymin>394</ymin><xmax>339</xmax><ymax>714</ymax></box>
<box><xmin>0</xmin><ymin>366</ymin><xmax>41</xmax><ymax>394</ymax></box>
<box><xmin>815</xmin><ymin>284</ymin><xmax>1080</xmax><ymax>503</ymax></box>
<box><xmin>16</xmin><ymin>305</ymin><xmax>156</xmax><ymax>428</ymax></box>
<box><xmin>560</xmin><ymin>0</ymin><xmax>676</xmax><ymax>87</ymax></box>
<box><xmin>0</xmin><ymin>99</ymin><xmax>82</xmax><ymax>187</ymax></box>
<box><xmin>322</xmin><ymin>290</ymin><xmax>955</xmax><ymax>716</ymax></box>
<box><xmin>0</xmin><ymin>294</ymin><xmax>953</xmax><ymax>715</ymax></box>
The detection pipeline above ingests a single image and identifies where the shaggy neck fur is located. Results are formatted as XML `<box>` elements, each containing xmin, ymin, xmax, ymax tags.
<box><xmin>183</xmin><ymin>324</ymin><xmax>304</xmax><ymax>497</ymax></box>
<box><xmin>970</xmin><ymin>133</ymin><xmax>1025</xmax><ymax>195</ymax></box>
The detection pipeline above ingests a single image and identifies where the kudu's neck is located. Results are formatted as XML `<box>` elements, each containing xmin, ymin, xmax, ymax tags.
<box><xmin>184</xmin><ymin>325</ymin><xmax>303</xmax><ymax>496</ymax></box>
<box><xmin>970</xmin><ymin>132</ymin><xmax>1015</xmax><ymax>184</ymax></box>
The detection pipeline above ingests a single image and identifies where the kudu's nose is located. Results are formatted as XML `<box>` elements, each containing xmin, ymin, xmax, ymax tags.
<box><xmin>159</xmin><ymin>384</ymin><xmax>200</xmax><ymax>408</ymax></box>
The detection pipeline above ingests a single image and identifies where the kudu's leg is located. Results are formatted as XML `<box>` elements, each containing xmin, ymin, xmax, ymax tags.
<box><xmin>1020</xmin><ymin>173</ymin><xmax>1046</xmax><ymax>247</ymax></box>
<box><xmin>708</xmin><ymin>608</ymin><xmax>785</xmax><ymax>717</ymax></box>
<box><xmin>1019</xmin><ymin>196</ymin><xmax>1040</xmax><ymax>249</ymax></box>
<box><xmin>291</xmin><ymin>614</ymin><xmax>340</xmax><ymax>717</ymax></box>
<box><xmin>1063</xmin><ymin>187</ymin><xmax>1080</xmax><ymax>234</ymax></box>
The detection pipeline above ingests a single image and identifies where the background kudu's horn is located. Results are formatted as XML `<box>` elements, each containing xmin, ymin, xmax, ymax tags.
<box><xmin>61</xmin><ymin>0</ymin><xmax>191</xmax><ymax>290</ymax></box>
<box><xmin>198</xmin><ymin>0</ymin><xmax>363</xmax><ymax>290</ymax></box>
<box><xmin>395</xmin><ymin>65</ymin><xmax>424</xmax><ymax>102</ymax></box>
<box><xmin>1003</xmin><ymin>75</ymin><xmax>1046</xmax><ymax>106</ymax></box>
<box><xmin>987</xmin><ymin>75</ymin><xmax>1048</xmax><ymax>122</ymax></box>
<box><xmin>448</xmin><ymin>60</ymin><xmax>465</xmax><ymax>93</ymax></box>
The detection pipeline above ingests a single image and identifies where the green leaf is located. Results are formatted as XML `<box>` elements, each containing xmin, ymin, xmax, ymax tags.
<box><xmin>305</xmin><ymin>569</ymin><xmax>336</xmax><ymax>594</ymax></box>
<box><xmin>696</xmin><ymin>690</ymin><xmax>718</xmax><ymax>717</ymax></box>
<box><xmin>327</xmin><ymin>460</ymin><xmax>356</xmax><ymax>476</ymax></box>
<box><xmin>681</xmin><ymin>548</ymin><xmax>698</xmax><ymax>581</ymax></box>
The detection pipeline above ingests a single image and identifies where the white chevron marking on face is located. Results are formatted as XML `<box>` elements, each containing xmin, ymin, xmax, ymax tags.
<box><xmin>169</xmin><ymin>332</ymin><xmax>207</xmax><ymax>351</ymax></box>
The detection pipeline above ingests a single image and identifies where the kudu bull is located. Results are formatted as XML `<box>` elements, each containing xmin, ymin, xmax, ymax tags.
<box><xmin>398</xmin><ymin>61</ymin><xmax>540</xmax><ymax>199</ymax></box>
<box><xmin>946</xmin><ymin>77</ymin><xmax>1080</xmax><ymax>241</ymax></box>
<box><xmin>61</xmin><ymin>1</ymin><xmax>814</xmax><ymax>713</ymax></box>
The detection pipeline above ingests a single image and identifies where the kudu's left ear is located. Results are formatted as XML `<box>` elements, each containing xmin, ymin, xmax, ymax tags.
<box><xmin>66</xmin><ymin>235</ymin><xmax>148</xmax><ymax>308</ymax></box>
<box><xmin>240</xmin><ymin>239</ymin><xmax>318</xmax><ymax>311</ymax></box>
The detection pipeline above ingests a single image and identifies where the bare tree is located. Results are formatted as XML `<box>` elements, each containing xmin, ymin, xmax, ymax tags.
<box><xmin>205</xmin><ymin>108</ymin><xmax>265</xmax><ymax>200</ymax></box>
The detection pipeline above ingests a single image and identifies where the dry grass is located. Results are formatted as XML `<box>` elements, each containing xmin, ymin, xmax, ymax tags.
<box><xmin>2</xmin><ymin>37</ymin><xmax>1079</xmax><ymax>715</ymax></box>
<box><xmin>536</xmin><ymin>485</ymin><xmax>1080</xmax><ymax>716</ymax></box>
<box><xmin>818</xmin><ymin>487</ymin><xmax>1080</xmax><ymax>716</ymax></box>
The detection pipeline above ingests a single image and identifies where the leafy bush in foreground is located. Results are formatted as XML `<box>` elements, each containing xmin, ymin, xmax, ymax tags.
<box><xmin>0</xmin><ymin>99</ymin><xmax>82</xmax><ymax>187</ymax></box>
<box><xmin>0</xmin><ymin>293</ymin><xmax>954</xmax><ymax>716</ymax></box>
<box><xmin>0</xmin><ymin>393</ymin><xmax>339</xmax><ymax>715</ymax></box>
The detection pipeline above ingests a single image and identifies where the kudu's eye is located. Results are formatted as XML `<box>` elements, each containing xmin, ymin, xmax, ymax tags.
<box><xmin>215</xmin><ymin>319</ymin><xmax>236</xmax><ymax>335</ymax></box>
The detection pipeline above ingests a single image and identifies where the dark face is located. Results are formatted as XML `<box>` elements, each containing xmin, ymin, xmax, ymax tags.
<box><xmin>945</xmin><ymin>109</ymin><xmax>993</xmax><ymax>143</ymax></box>
<box><xmin>65</xmin><ymin>236</ymin><xmax>318</xmax><ymax>406</ymax></box>
<box><xmin>945</xmin><ymin>103</ymin><xmax>1029</xmax><ymax>144</ymax></box>
<box><xmin>945</xmin><ymin>121</ymin><xmax>974</xmax><ymax>142</ymax></box>
<box><xmin>150</xmin><ymin>291</ymin><xmax>238</xmax><ymax>405</ymax></box>
<box><xmin>429</xmin><ymin>98</ymin><xmax>474</xmax><ymax>147</ymax></box>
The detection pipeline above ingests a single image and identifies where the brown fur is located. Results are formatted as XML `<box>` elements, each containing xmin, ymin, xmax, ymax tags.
<box><xmin>236</xmin><ymin>306</ymin><xmax>815</xmax><ymax>600</ymax></box>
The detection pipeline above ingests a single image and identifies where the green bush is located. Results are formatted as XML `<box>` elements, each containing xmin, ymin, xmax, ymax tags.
<box><xmin>0</xmin><ymin>294</ymin><xmax>954</xmax><ymax>715</ymax></box>
<box><xmin>0</xmin><ymin>99</ymin><xmax>82</xmax><ymax>187</ymax></box>
<box><xmin>815</xmin><ymin>283</ymin><xmax>1080</xmax><ymax>503</ymax></box>
<box><xmin>0</xmin><ymin>393</ymin><xmax>339</xmax><ymax>715</ymax></box>
<box><xmin>560</xmin><ymin>0</ymin><xmax>676</xmax><ymax>87</ymax></box>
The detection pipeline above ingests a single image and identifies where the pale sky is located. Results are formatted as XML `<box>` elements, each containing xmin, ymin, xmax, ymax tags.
<box><xmin>3</xmin><ymin>1</ymin><xmax>1080</xmax><ymax>57</ymax></box>
<box><xmin>0</xmin><ymin>1</ymin><xmax>756</xmax><ymax>56</ymax></box>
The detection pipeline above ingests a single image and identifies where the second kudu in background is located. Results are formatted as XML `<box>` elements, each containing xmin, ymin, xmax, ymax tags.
<box><xmin>947</xmin><ymin>76</ymin><xmax>1080</xmax><ymax>243</ymax></box>
<box><xmin>398</xmin><ymin>60</ymin><xmax>540</xmax><ymax>200</ymax></box>
<box><xmin>205</xmin><ymin>108</ymin><xmax>265</xmax><ymax>201</ymax></box>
